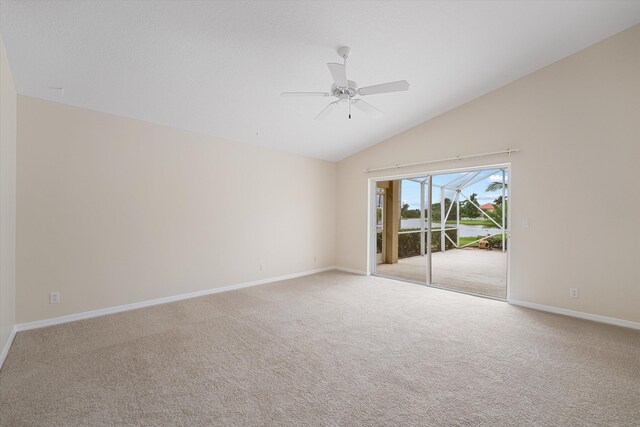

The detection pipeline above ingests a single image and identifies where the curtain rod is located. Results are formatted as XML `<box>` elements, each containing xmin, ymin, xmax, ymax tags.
<box><xmin>363</xmin><ymin>148</ymin><xmax>519</xmax><ymax>173</ymax></box>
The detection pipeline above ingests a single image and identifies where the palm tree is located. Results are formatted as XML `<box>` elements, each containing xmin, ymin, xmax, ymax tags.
<box><xmin>486</xmin><ymin>181</ymin><xmax>508</xmax><ymax>192</ymax></box>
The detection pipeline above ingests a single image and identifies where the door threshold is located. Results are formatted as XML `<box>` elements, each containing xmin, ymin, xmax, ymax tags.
<box><xmin>372</xmin><ymin>273</ymin><xmax>507</xmax><ymax>302</ymax></box>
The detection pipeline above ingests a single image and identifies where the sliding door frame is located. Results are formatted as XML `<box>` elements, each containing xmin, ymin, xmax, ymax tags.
<box><xmin>367</xmin><ymin>162</ymin><xmax>512</xmax><ymax>301</ymax></box>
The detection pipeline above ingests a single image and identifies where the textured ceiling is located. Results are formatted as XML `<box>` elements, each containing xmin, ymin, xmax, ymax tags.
<box><xmin>1</xmin><ymin>1</ymin><xmax>640</xmax><ymax>160</ymax></box>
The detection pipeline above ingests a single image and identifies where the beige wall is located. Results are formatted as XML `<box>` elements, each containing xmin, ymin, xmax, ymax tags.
<box><xmin>1</xmin><ymin>35</ymin><xmax>17</xmax><ymax>352</ymax></box>
<box><xmin>337</xmin><ymin>25</ymin><xmax>640</xmax><ymax>323</ymax></box>
<box><xmin>17</xmin><ymin>97</ymin><xmax>336</xmax><ymax>323</ymax></box>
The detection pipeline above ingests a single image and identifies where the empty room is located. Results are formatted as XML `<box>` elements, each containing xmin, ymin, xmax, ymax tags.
<box><xmin>1</xmin><ymin>1</ymin><xmax>639</xmax><ymax>425</ymax></box>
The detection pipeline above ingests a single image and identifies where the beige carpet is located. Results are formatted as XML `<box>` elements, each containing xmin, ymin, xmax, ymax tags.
<box><xmin>1</xmin><ymin>271</ymin><xmax>639</xmax><ymax>426</ymax></box>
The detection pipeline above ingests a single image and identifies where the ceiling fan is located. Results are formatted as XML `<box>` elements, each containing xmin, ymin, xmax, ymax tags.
<box><xmin>281</xmin><ymin>46</ymin><xmax>409</xmax><ymax>120</ymax></box>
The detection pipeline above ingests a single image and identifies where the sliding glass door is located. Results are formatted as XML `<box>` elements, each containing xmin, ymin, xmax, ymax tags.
<box><xmin>372</xmin><ymin>166</ymin><xmax>509</xmax><ymax>299</ymax></box>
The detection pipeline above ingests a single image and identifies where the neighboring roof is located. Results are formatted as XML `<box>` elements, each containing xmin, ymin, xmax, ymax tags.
<box><xmin>480</xmin><ymin>203</ymin><xmax>495</xmax><ymax>210</ymax></box>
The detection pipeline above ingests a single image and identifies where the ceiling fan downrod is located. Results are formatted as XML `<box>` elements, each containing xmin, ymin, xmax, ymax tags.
<box><xmin>339</xmin><ymin>47</ymin><xmax>352</xmax><ymax>119</ymax></box>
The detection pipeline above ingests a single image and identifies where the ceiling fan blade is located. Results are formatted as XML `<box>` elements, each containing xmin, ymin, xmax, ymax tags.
<box><xmin>281</xmin><ymin>92</ymin><xmax>331</xmax><ymax>97</ymax></box>
<box><xmin>358</xmin><ymin>80</ymin><xmax>409</xmax><ymax>96</ymax></box>
<box><xmin>327</xmin><ymin>63</ymin><xmax>348</xmax><ymax>88</ymax></box>
<box><xmin>352</xmin><ymin>99</ymin><xmax>383</xmax><ymax>118</ymax></box>
<box><xmin>314</xmin><ymin>101</ymin><xmax>340</xmax><ymax>121</ymax></box>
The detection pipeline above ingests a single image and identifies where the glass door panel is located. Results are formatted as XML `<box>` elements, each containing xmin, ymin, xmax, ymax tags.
<box><xmin>373</xmin><ymin>167</ymin><xmax>509</xmax><ymax>299</ymax></box>
<box><xmin>429</xmin><ymin>169</ymin><xmax>508</xmax><ymax>298</ymax></box>
<box><xmin>376</xmin><ymin>188</ymin><xmax>385</xmax><ymax>264</ymax></box>
<box><xmin>374</xmin><ymin>178</ymin><xmax>427</xmax><ymax>284</ymax></box>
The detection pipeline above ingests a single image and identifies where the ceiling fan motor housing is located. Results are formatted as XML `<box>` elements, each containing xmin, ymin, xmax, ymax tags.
<box><xmin>332</xmin><ymin>80</ymin><xmax>358</xmax><ymax>99</ymax></box>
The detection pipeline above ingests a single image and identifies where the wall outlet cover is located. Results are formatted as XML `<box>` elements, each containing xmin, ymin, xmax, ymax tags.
<box><xmin>49</xmin><ymin>292</ymin><xmax>60</xmax><ymax>304</ymax></box>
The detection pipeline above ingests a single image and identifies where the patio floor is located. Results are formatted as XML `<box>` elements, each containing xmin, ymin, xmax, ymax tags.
<box><xmin>375</xmin><ymin>248</ymin><xmax>507</xmax><ymax>298</ymax></box>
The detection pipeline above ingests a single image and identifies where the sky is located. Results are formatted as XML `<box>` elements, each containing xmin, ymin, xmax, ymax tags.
<box><xmin>400</xmin><ymin>169</ymin><xmax>508</xmax><ymax>210</ymax></box>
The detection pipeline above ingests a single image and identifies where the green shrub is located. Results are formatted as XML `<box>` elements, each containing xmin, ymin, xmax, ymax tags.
<box><xmin>397</xmin><ymin>229</ymin><xmax>457</xmax><ymax>259</ymax></box>
<box><xmin>486</xmin><ymin>234</ymin><xmax>507</xmax><ymax>250</ymax></box>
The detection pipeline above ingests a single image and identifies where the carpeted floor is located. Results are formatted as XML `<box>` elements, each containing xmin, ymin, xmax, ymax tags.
<box><xmin>1</xmin><ymin>271</ymin><xmax>639</xmax><ymax>426</ymax></box>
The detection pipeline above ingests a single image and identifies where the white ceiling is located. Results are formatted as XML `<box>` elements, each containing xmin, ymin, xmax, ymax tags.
<box><xmin>2</xmin><ymin>1</ymin><xmax>640</xmax><ymax>161</ymax></box>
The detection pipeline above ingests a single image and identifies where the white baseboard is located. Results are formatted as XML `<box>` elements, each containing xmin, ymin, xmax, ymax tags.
<box><xmin>508</xmin><ymin>299</ymin><xmax>640</xmax><ymax>330</ymax></box>
<box><xmin>0</xmin><ymin>325</ymin><xmax>17</xmax><ymax>371</ymax></box>
<box><xmin>15</xmin><ymin>267</ymin><xmax>336</xmax><ymax>332</ymax></box>
<box><xmin>334</xmin><ymin>266</ymin><xmax>368</xmax><ymax>275</ymax></box>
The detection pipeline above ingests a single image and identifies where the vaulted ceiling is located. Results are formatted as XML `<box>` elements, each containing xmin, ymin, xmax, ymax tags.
<box><xmin>2</xmin><ymin>1</ymin><xmax>639</xmax><ymax>160</ymax></box>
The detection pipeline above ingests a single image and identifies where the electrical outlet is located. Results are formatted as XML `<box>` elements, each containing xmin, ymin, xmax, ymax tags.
<box><xmin>521</xmin><ymin>217</ymin><xmax>530</xmax><ymax>228</ymax></box>
<box><xmin>259</xmin><ymin>264</ymin><xmax>264</xmax><ymax>271</ymax></box>
<box><xmin>49</xmin><ymin>292</ymin><xmax>60</xmax><ymax>304</ymax></box>
<box><xmin>313</xmin><ymin>255</ymin><xmax>317</xmax><ymax>263</ymax></box>
<box><xmin>569</xmin><ymin>288</ymin><xmax>579</xmax><ymax>298</ymax></box>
